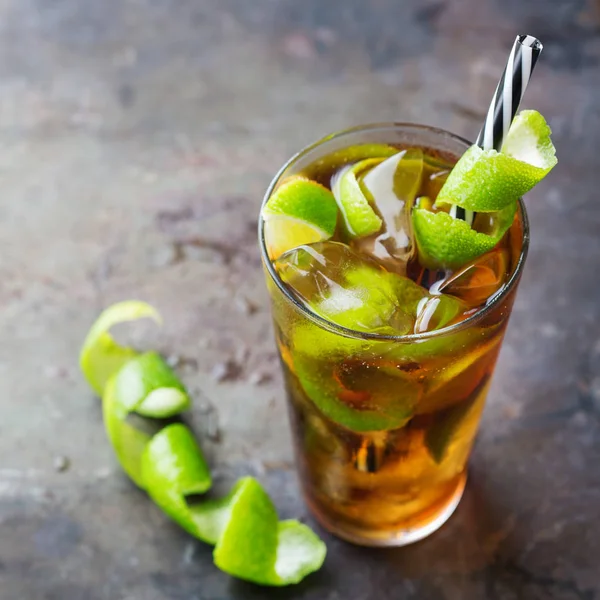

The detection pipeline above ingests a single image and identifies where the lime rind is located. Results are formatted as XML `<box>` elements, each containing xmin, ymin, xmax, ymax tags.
<box><xmin>293</xmin><ymin>322</ymin><xmax>372</xmax><ymax>359</ymax></box>
<box><xmin>317</xmin><ymin>265</ymin><xmax>408</xmax><ymax>335</ymax></box>
<box><xmin>501</xmin><ymin>109</ymin><xmax>557</xmax><ymax>170</ymax></box>
<box><xmin>141</xmin><ymin>423</ymin><xmax>212</xmax><ymax>538</ymax></box>
<box><xmin>412</xmin><ymin>201</ymin><xmax>517</xmax><ymax>270</ymax></box>
<box><xmin>114</xmin><ymin>351</ymin><xmax>190</xmax><ymax>418</ymax></box>
<box><xmin>274</xmin><ymin>520</ymin><xmax>327</xmax><ymax>585</ymax></box>
<box><xmin>102</xmin><ymin>351</ymin><xmax>192</xmax><ymax>487</ymax></box>
<box><xmin>435</xmin><ymin>110</ymin><xmax>557</xmax><ymax>212</ymax></box>
<box><xmin>102</xmin><ymin>375</ymin><xmax>152</xmax><ymax>487</ymax></box>
<box><xmin>189</xmin><ymin>487</ymin><xmax>237</xmax><ymax>545</ymax></box>
<box><xmin>213</xmin><ymin>477</ymin><xmax>326</xmax><ymax>586</ymax></box>
<box><xmin>213</xmin><ymin>477</ymin><xmax>278</xmax><ymax>583</ymax></box>
<box><xmin>332</xmin><ymin>159</ymin><xmax>384</xmax><ymax>238</ymax></box>
<box><xmin>281</xmin><ymin>243</ymin><xmax>463</xmax><ymax>337</ymax></box>
<box><xmin>143</xmin><ymin>424</ymin><xmax>212</xmax><ymax>496</ymax></box>
<box><xmin>80</xmin><ymin>300</ymin><xmax>161</xmax><ymax>395</ymax></box>
<box><xmin>81</xmin><ymin>300</ymin><xmax>326</xmax><ymax>586</ymax></box>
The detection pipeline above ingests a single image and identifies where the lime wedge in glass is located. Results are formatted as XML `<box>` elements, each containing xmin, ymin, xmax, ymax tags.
<box><xmin>435</xmin><ymin>110</ymin><xmax>557</xmax><ymax>212</ymax></box>
<box><xmin>262</xmin><ymin>176</ymin><xmax>338</xmax><ymax>259</ymax></box>
<box><xmin>332</xmin><ymin>158</ymin><xmax>384</xmax><ymax>238</ymax></box>
<box><xmin>412</xmin><ymin>200</ymin><xmax>517</xmax><ymax>270</ymax></box>
<box><xmin>295</xmin><ymin>354</ymin><xmax>418</xmax><ymax>432</ymax></box>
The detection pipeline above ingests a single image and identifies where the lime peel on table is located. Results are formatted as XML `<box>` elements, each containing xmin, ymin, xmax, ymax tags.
<box><xmin>79</xmin><ymin>300</ymin><xmax>161</xmax><ymax>395</ymax></box>
<box><xmin>262</xmin><ymin>176</ymin><xmax>338</xmax><ymax>260</ymax></box>
<box><xmin>80</xmin><ymin>301</ymin><xmax>326</xmax><ymax>586</ymax></box>
<box><xmin>211</xmin><ymin>477</ymin><xmax>326</xmax><ymax>586</ymax></box>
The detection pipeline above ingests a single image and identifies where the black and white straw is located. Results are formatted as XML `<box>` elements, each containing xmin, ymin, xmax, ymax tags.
<box><xmin>450</xmin><ymin>34</ymin><xmax>543</xmax><ymax>226</ymax></box>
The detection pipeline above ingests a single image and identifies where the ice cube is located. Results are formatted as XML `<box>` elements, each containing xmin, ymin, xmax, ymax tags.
<box><xmin>276</xmin><ymin>241</ymin><xmax>465</xmax><ymax>337</ymax></box>
<box><xmin>414</xmin><ymin>294</ymin><xmax>465</xmax><ymax>333</ymax></box>
<box><xmin>275</xmin><ymin>241</ymin><xmax>425</xmax><ymax>336</ymax></box>
<box><xmin>356</xmin><ymin>148</ymin><xmax>424</xmax><ymax>264</ymax></box>
<box><xmin>431</xmin><ymin>248</ymin><xmax>510</xmax><ymax>308</ymax></box>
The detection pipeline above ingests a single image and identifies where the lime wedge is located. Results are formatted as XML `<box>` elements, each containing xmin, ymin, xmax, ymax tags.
<box><xmin>80</xmin><ymin>300</ymin><xmax>161</xmax><ymax>395</ymax></box>
<box><xmin>212</xmin><ymin>477</ymin><xmax>326</xmax><ymax>586</ymax></box>
<box><xmin>295</xmin><ymin>354</ymin><xmax>418</xmax><ymax>432</ymax></box>
<box><xmin>141</xmin><ymin>423</ymin><xmax>212</xmax><ymax>538</ymax></box>
<box><xmin>332</xmin><ymin>158</ymin><xmax>384</xmax><ymax>238</ymax></box>
<box><xmin>262</xmin><ymin>176</ymin><xmax>338</xmax><ymax>259</ymax></box>
<box><xmin>435</xmin><ymin>110</ymin><xmax>557</xmax><ymax>212</ymax></box>
<box><xmin>412</xmin><ymin>201</ymin><xmax>517</xmax><ymax>270</ymax></box>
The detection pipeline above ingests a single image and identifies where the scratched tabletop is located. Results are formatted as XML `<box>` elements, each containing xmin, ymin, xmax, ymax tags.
<box><xmin>0</xmin><ymin>1</ymin><xmax>599</xmax><ymax>598</ymax></box>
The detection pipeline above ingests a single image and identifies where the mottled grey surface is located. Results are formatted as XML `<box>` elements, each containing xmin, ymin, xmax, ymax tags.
<box><xmin>0</xmin><ymin>0</ymin><xmax>599</xmax><ymax>598</ymax></box>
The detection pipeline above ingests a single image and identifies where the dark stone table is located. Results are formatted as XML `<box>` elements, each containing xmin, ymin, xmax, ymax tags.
<box><xmin>1</xmin><ymin>0</ymin><xmax>598</xmax><ymax>598</ymax></box>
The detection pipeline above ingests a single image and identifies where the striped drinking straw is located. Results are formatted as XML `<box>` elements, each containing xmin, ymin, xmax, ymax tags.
<box><xmin>450</xmin><ymin>34</ymin><xmax>543</xmax><ymax>226</ymax></box>
<box><xmin>357</xmin><ymin>35</ymin><xmax>544</xmax><ymax>474</ymax></box>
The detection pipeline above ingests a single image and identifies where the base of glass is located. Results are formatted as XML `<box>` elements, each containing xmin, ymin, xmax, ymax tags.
<box><xmin>310</xmin><ymin>473</ymin><xmax>467</xmax><ymax>547</ymax></box>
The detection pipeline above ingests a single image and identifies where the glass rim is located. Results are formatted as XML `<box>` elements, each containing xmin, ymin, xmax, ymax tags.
<box><xmin>258</xmin><ymin>121</ymin><xmax>530</xmax><ymax>343</ymax></box>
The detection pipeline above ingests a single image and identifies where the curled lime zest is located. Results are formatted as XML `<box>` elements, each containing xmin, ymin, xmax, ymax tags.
<box><xmin>81</xmin><ymin>301</ymin><xmax>326</xmax><ymax>586</ymax></box>
<box><xmin>210</xmin><ymin>477</ymin><xmax>327</xmax><ymax>586</ymax></box>
<box><xmin>79</xmin><ymin>300</ymin><xmax>161</xmax><ymax>395</ymax></box>
<box><xmin>435</xmin><ymin>110</ymin><xmax>557</xmax><ymax>212</ymax></box>
<box><xmin>412</xmin><ymin>201</ymin><xmax>517</xmax><ymax>270</ymax></box>
<box><xmin>102</xmin><ymin>351</ymin><xmax>191</xmax><ymax>487</ymax></box>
